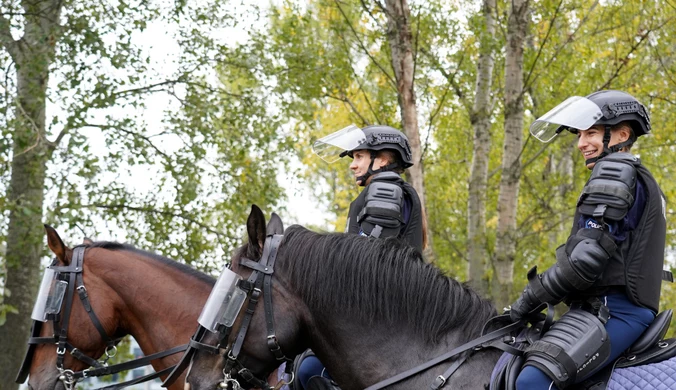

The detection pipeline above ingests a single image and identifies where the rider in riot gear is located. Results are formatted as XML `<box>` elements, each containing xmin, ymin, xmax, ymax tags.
<box><xmin>284</xmin><ymin>125</ymin><xmax>427</xmax><ymax>390</ymax></box>
<box><xmin>512</xmin><ymin>90</ymin><xmax>670</xmax><ymax>389</ymax></box>
<box><xmin>313</xmin><ymin>124</ymin><xmax>426</xmax><ymax>252</ymax></box>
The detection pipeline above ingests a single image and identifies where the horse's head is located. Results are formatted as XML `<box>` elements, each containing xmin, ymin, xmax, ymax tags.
<box><xmin>183</xmin><ymin>205</ymin><xmax>309</xmax><ymax>390</ymax></box>
<box><xmin>22</xmin><ymin>225</ymin><xmax>125</xmax><ymax>390</ymax></box>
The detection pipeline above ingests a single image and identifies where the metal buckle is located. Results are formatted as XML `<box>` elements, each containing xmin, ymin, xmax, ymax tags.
<box><xmin>432</xmin><ymin>374</ymin><xmax>447</xmax><ymax>389</ymax></box>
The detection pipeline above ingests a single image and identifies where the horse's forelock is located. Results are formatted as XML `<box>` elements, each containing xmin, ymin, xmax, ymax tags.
<box><xmin>278</xmin><ymin>226</ymin><xmax>497</xmax><ymax>344</ymax></box>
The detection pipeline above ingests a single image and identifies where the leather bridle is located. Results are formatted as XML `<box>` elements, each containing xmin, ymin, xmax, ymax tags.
<box><xmin>16</xmin><ymin>246</ymin><xmax>187</xmax><ymax>390</ymax></box>
<box><xmin>169</xmin><ymin>234</ymin><xmax>294</xmax><ymax>390</ymax></box>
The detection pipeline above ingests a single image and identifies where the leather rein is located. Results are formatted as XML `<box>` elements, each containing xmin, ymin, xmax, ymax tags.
<box><xmin>185</xmin><ymin>234</ymin><xmax>295</xmax><ymax>390</ymax></box>
<box><xmin>18</xmin><ymin>246</ymin><xmax>187</xmax><ymax>390</ymax></box>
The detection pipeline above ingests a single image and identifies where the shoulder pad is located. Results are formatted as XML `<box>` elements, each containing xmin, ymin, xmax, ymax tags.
<box><xmin>370</xmin><ymin>171</ymin><xmax>403</xmax><ymax>183</ymax></box>
<box><xmin>601</xmin><ymin>152</ymin><xmax>641</xmax><ymax>166</ymax></box>
<box><xmin>578</xmin><ymin>156</ymin><xmax>637</xmax><ymax>221</ymax></box>
<box><xmin>357</xmin><ymin>181</ymin><xmax>404</xmax><ymax>234</ymax></box>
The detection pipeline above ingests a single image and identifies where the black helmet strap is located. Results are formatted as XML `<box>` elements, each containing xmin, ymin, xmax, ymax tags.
<box><xmin>584</xmin><ymin>125</ymin><xmax>634</xmax><ymax>166</ymax></box>
<box><xmin>356</xmin><ymin>151</ymin><xmax>401</xmax><ymax>186</ymax></box>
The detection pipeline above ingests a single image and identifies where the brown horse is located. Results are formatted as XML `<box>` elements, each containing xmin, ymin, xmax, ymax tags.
<box><xmin>20</xmin><ymin>225</ymin><xmax>216</xmax><ymax>390</ymax></box>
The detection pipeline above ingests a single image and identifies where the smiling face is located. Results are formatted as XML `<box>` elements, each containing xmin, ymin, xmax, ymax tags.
<box><xmin>577</xmin><ymin>124</ymin><xmax>632</xmax><ymax>169</ymax></box>
<box><xmin>348</xmin><ymin>150</ymin><xmax>390</xmax><ymax>186</ymax></box>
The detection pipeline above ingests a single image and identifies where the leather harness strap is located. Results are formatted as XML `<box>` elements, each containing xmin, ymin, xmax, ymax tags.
<box><xmin>364</xmin><ymin>320</ymin><xmax>525</xmax><ymax>390</ymax></box>
<box><xmin>22</xmin><ymin>246</ymin><xmax>188</xmax><ymax>389</ymax></box>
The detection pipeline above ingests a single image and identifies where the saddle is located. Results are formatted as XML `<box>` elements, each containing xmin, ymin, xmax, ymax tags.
<box><xmin>491</xmin><ymin>309</ymin><xmax>676</xmax><ymax>390</ymax></box>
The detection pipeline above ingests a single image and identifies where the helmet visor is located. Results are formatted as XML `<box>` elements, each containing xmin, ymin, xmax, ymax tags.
<box><xmin>312</xmin><ymin>124</ymin><xmax>366</xmax><ymax>163</ymax></box>
<box><xmin>31</xmin><ymin>268</ymin><xmax>68</xmax><ymax>322</ymax></box>
<box><xmin>197</xmin><ymin>266</ymin><xmax>247</xmax><ymax>332</ymax></box>
<box><xmin>530</xmin><ymin>96</ymin><xmax>603</xmax><ymax>142</ymax></box>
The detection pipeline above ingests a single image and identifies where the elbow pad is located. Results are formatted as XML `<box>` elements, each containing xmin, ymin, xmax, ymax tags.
<box><xmin>531</xmin><ymin>229</ymin><xmax>617</xmax><ymax>303</ymax></box>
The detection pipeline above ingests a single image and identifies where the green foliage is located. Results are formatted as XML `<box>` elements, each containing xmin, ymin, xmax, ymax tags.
<box><xmin>254</xmin><ymin>0</ymin><xmax>676</xmax><ymax>318</ymax></box>
<box><xmin>0</xmin><ymin>0</ymin><xmax>294</xmax><ymax>272</ymax></box>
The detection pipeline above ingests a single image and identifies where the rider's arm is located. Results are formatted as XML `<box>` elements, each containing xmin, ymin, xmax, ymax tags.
<box><xmin>510</xmin><ymin>155</ymin><xmax>638</xmax><ymax>321</ymax></box>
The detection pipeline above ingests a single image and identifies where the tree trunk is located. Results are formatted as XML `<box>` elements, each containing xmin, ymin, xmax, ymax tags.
<box><xmin>467</xmin><ymin>0</ymin><xmax>497</xmax><ymax>296</ymax></box>
<box><xmin>0</xmin><ymin>2</ymin><xmax>62</xmax><ymax>387</ymax></box>
<box><xmin>492</xmin><ymin>0</ymin><xmax>529</xmax><ymax>310</ymax></box>
<box><xmin>383</xmin><ymin>0</ymin><xmax>433</xmax><ymax>257</ymax></box>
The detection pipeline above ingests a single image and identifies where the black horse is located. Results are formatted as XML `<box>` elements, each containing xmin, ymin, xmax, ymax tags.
<box><xmin>178</xmin><ymin>207</ymin><xmax>675</xmax><ymax>390</ymax></box>
<box><xmin>180</xmin><ymin>206</ymin><xmax>503</xmax><ymax>390</ymax></box>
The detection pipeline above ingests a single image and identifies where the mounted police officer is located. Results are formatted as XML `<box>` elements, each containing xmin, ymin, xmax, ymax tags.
<box><xmin>511</xmin><ymin>90</ymin><xmax>669</xmax><ymax>389</ymax></box>
<box><xmin>277</xmin><ymin>124</ymin><xmax>427</xmax><ymax>390</ymax></box>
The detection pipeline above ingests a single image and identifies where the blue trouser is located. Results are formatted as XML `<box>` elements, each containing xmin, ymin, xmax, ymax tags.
<box><xmin>297</xmin><ymin>355</ymin><xmax>332</xmax><ymax>389</ymax></box>
<box><xmin>515</xmin><ymin>294</ymin><xmax>655</xmax><ymax>390</ymax></box>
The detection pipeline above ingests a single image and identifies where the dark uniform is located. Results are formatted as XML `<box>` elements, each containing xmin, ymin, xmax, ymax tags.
<box><xmin>345</xmin><ymin>171</ymin><xmax>424</xmax><ymax>252</ymax></box>
<box><xmin>511</xmin><ymin>90</ymin><xmax>670</xmax><ymax>390</ymax></box>
<box><xmin>297</xmin><ymin>125</ymin><xmax>425</xmax><ymax>390</ymax></box>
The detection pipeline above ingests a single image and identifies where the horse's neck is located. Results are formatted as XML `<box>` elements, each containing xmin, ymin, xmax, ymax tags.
<box><xmin>95</xmin><ymin>254</ymin><xmax>212</xmax><ymax>362</ymax></box>
<box><xmin>311</xmin><ymin>321</ymin><xmax>497</xmax><ymax>390</ymax></box>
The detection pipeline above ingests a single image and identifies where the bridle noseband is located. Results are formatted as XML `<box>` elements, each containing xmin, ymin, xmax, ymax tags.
<box><xmin>17</xmin><ymin>246</ymin><xmax>187</xmax><ymax>390</ymax></box>
<box><xmin>184</xmin><ymin>234</ymin><xmax>294</xmax><ymax>390</ymax></box>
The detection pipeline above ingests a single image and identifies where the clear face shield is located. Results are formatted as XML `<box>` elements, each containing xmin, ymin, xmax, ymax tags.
<box><xmin>197</xmin><ymin>265</ymin><xmax>248</xmax><ymax>333</ymax></box>
<box><xmin>312</xmin><ymin>124</ymin><xmax>367</xmax><ymax>163</ymax></box>
<box><xmin>530</xmin><ymin>96</ymin><xmax>603</xmax><ymax>142</ymax></box>
<box><xmin>31</xmin><ymin>268</ymin><xmax>68</xmax><ymax>322</ymax></box>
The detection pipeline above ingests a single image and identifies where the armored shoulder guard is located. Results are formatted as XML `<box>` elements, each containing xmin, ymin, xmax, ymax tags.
<box><xmin>357</xmin><ymin>179</ymin><xmax>404</xmax><ymax>238</ymax></box>
<box><xmin>577</xmin><ymin>153</ymin><xmax>639</xmax><ymax>221</ymax></box>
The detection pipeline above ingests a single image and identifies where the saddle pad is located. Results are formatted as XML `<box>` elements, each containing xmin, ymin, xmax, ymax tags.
<box><xmin>607</xmin><ymin>355</ymin><xmax>676</xmax><ymax>390</ymax></box>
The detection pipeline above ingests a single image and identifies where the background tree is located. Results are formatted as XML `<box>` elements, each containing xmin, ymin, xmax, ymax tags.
<box><xmin>0</xmin><ymin>1</ymin><xmax>291</xmax><ymax>385</ymax></box>
<box><xmin>493</xmin><ymin>0</ymin><xmax>529</xmax><ymax>308</ymax></box>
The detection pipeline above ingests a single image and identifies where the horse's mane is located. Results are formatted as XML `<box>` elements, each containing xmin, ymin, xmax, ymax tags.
<box><xmin>84</xmin><ymin>241</ymin><xmax>215</xmax><ymax>285</ymax></box>
<box><xmin>277</xmin><ymin>226</ymin><xmax>498</xmax><ymax>344</ymax></box>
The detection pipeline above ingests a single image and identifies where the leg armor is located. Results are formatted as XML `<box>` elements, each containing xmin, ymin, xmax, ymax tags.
<box><xmin>523</xmin><ymin>309</ymin><xmax>611</xmax><ymax>389</ymax></box>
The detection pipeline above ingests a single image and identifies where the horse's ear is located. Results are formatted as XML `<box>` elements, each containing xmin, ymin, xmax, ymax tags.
<box><xmin>246</xmin><ymin>205</ymin><xmax>266</xmax><ymax>258</ymax></box>
<box><xmin>45</xmin><ymin>224</ymin><xmax>70</xmax><ymax>265</ymax></box>
<box><xmin>83</xmin><ymin>237</ymin><xmax>94</xmax><ymax>245</ymax></box>
<box><xmin>267</xmin><ymin>213</ymin><xmax>284</xmax><ymax>235</ymax></box>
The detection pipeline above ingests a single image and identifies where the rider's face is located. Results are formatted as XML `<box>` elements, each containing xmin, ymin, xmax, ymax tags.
<box><xmin>577</xmin><ymin>125</ymin><xmax>630</xmax><ymax>169</ymax></box>
<box><xmin>349</xmin><ymin>150</ymin><xmax>388</xmax><ymax>186</ymax></box>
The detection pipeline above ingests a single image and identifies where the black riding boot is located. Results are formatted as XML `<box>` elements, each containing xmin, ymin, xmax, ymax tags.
<box><xmin>305</xmin><ymin>376</ymin><xmax>342</xmax><ymax>390</ymax></box>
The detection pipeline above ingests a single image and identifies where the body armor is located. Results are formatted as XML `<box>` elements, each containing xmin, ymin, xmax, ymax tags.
<box><xmin>346</xmin><ymin>172</ymin><xmax>423</xmax><ymax>252</ymax></box>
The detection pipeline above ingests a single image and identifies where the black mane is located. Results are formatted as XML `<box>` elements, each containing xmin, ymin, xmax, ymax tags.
<box><xmin>85</xmin><ymin>241</ymin><xmax>215</xmax><ymax>285</ymax></box>
<box><xmin>278</xmin><ymin>226</ymin><xmax>497</xmax><ymax>344</ymax></box>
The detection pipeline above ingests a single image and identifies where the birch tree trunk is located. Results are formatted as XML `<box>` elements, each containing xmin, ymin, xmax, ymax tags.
<box><xmin>493</xmin><ymin>0</ymin><xmax>529</xmax><ymax>309</ymax></box>
<box><xmin>384</xmin><ymin>0</ymin><xmax>433</xmax><ymax>256</ymax></box>
<box><xmin>0</xmin><ymin>2</ymin><xmax>62</xmax><ymax>386</ymax></box>
<box><xmin>467</xmin><ymin>0</ymin><xmax>497</xmax><ymax>296</ymax></box>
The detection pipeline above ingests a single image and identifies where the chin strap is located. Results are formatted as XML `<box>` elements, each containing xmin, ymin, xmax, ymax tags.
<box><xmin>356</xmin><ymin>151</ymin><xmax>401</xmax><ymax>186</ymax></box>
<box><xmin>584</xmin><ymin>125</ymin><xmax>634</xmax><ymax>167</ymax></box>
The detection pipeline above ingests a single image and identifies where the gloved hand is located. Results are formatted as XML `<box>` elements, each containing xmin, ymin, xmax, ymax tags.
<box><xmin>509</xmin><ymin>284</ymin><xmax>542</xmax><ymax>323</ymax></box>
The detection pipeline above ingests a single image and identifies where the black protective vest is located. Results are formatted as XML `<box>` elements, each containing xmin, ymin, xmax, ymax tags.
<box><xmin>571</xmin><ymin>155</ymin><xmax>667</xmax><ymax>312</ymax></box>
<box><xmin>346</xmin><ymin>172</ymin><xmax>424</xmax><ymax>252</ymax></box>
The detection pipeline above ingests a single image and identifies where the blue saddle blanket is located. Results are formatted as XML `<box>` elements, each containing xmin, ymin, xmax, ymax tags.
<box><xmin>607</xmin><ymin>355</ymin><xmax>676</xmax><ymax>390</ymax></box>
<box><xmin>491</xmin><ymin>354</ymin><xmax>676</xmax><ymax>390</ymax></box>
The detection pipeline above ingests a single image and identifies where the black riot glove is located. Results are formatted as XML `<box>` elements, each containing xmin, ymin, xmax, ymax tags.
<box><xmin>509</xmin><ymin>268</ymin><xmax>545</xmax><ymax>322</ymax></box>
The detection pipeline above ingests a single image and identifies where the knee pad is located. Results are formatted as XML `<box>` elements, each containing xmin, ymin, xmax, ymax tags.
<box><xmin>523</xmin><ymin>309</ymin><xmax>611</xmax><ymax>388</ymax></box>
